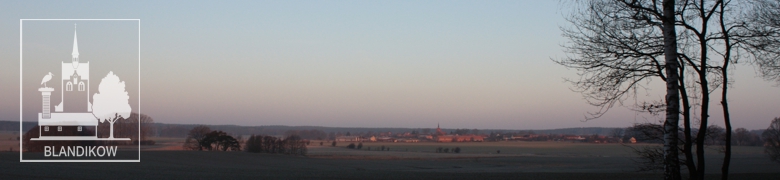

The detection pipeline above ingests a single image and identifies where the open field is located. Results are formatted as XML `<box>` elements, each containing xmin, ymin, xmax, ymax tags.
<box><xmin>3</xmin><ymin>150</ymin><xmax>779</xmax><ymax>179</ymax></box>
<box><xmin>305</xmin><ymin>141</ymin><xmax>779</xmax><ymax>174</ymax></box>
<box><xmin>3</xmin><ymin>138</ymin><xmax>779</xmax><ymax>179</ymax></box>
<box><xmin>307</xmin><ymin>140</ymin><xmax>763</xmax><ymax>158</ymax></box>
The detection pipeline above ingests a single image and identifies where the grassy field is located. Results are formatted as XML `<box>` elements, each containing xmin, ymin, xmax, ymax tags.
<box><xmin>3</xmin><ymin>150</ymin><xmax>779</xmax><ymax>179</ymax></box>
<box><xmin>3</xmin><ymin>136</ymin><xmax>779</xmax><ymax>179</ymax></box>
<box><xmin>307</xmin><ymin>140</ymin><xmax>762</xmax><ymax>158</ymax></box>
<box><xmin>306</xmin><ymin>140</ymin><xmax>778</xmax><ymax>174</ymax></box>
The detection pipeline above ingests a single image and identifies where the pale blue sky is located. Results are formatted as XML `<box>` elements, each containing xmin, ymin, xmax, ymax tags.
<box><xmin>1</xmin><ymin>1</ymin><xmax>778</xmax><ymax>129</ymax></box>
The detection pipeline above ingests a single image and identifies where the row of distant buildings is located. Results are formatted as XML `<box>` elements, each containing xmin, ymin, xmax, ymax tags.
<box><xmin>333</xmin><ymin>124</ymin><xmax>643</xmax><ymax>144</ymax></box>
<box><xmin>335</xmin><ymin>136</ymin><xmax>421</xmax><ymax>143</ymax></box>
<box><xmin>334</xmin><ymin>124</ymin><xmax>486</xmax><ymax>143</ymax></box>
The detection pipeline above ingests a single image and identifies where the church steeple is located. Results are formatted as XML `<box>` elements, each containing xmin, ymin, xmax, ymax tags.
<box><xmin>435</xmin><ymin>123</ymin><xmax>445</xmax><ymax>135</ymax></box>
<box><xmin>71</xmin><ymin>24</ymin><xmax>80</xmax><ymax>69</ymax></box>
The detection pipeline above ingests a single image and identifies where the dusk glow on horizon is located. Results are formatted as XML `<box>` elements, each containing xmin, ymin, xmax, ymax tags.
<box><xmin>1</xmin><ymin>1</ymin><xmax>779</xmax><ymax>130</ymax></box>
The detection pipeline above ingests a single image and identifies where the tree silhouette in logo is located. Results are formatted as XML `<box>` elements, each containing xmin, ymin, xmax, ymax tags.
<box><xmin>92</xmin><ymin>71</ymin><xmax>131</xmax><ymax>139</ymax></box>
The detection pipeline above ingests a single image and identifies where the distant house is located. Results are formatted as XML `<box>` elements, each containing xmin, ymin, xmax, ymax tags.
<box><xmin>435</xmin><ymin>135</ymin><xmax>484</xmax><ymax>142</ymax></box>
<box><xmin>397</xmin><ymin>138</ymin><xmax>419</xmax><ymax>143</ymax></box>
<box><xmin>432</xmin><ymin>124</ymin><xmax>484</xmax><ymax>142</ymax></box>
<box><xmin>418</xmin><ymin>135</ymin><xmax>433</xmax><ymax>140</ymax></box>
<box><xmin>468</xmin><ymin>135</ymin><xmax>484</xmax><ymax>142</ymax></box>
<box><xmin>454</xmin><ymin>135</ymin><xmax>485</xmax><ymax>142</ymax></box>
<box><xmin>629</xmin><ymin>137</ymin><xmax>637</xmax><ymax>144</ymax></box>
<box><xmin>376</xmin><ymin>136</ymin><xmax>396</xmax><ymax>142</ymax></box>
<box><xmin>564</xmin><ymin>135</ymin><xmax>586</xmax><ymax>141</ymax></box>
<box><xmin>435</xmin><ymin>136</ymin><xmax>453</xmax><ymax>142</ymax></box>
<box><xmin>511</xmin><ymin>134</ymin><xmax>540</xmax><ymax>140</ymax></box>
<box><xmin>335</xmin><ymin>136</ymin><xmax>361</xmax><ymax>142</ymax></box>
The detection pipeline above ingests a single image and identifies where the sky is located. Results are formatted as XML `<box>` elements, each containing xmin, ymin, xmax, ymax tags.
<box><xmin>0</xmin><ymin>0</ymin><xmax>778</xmax><ymax>130</ymax></box>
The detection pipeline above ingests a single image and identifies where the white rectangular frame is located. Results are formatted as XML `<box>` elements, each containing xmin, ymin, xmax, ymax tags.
<box><xmin>20</xmin><ymin>19</ymin><xmax>141</xmax><ymax>162</ymax></box>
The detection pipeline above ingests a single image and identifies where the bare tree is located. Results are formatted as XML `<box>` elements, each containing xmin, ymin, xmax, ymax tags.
<box><xmin>733</xmin><ymin>128</ymin><xmax>750</xmax><ymax>146</ymax></box>
<box><xmin>137</xmin><ymin>113</ymin><xmax>155</xmax><ymax>141</ymax></box>
<box><xmin>705</xmin><ymin>125</ymin><xmax>726</xmax><ymax>146</ymax></box>
<box><xmin>763</xmin><ymin>117</ymin><xmax>780</xmax><ymax>163</ymax></box>
<box><xmin>203</xmin><ymin>131</ymin><xmax>240</xmax><ymax>151</ymax></box>
<box><xmin>285</xmin><ymin>135</ymin><xmax>306</xmax><ymax>155</ymax></box>
<box><xmin>559</xmin><ymin>1</ymin><xmax>780</xmax><ymax>179</ymax></box>
<box><xmin>660</xmin><ymin>1</ymin><xmax>682</xmax><ymax>179</ymax></box>
<box><xmin>627</xmin><ymin>123</ymin><xmax>665</xmax><ymax>143</ymax></box>
<box><xmin>184</xmin><ymin>125</ymin><xmax>211</xmax><ymax>151</ymax></box>
<box><xmin>246</xmin><ymin>134</ymin><xmax>263</xmax><ymax>152</ymax></box>
<box><xmin>741</xmin><ymin>0</ymin><xmax>780</xmax><ymax>83</ymax></box>
<box><xmin>557</xmin><ymin>1</ymin><xmax>681</xmax><ymax>178</ymax></box>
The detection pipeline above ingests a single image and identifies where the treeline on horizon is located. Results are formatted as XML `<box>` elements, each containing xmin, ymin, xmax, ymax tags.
<box><xmin>152</xmin><ymin>124</ymin><xmax>639</xmax><ymax>138</ymax></box>
<box><xmin>0</xmin><ymin>120</ymin><xmax>765</xmax><ymax>140</ymax></box>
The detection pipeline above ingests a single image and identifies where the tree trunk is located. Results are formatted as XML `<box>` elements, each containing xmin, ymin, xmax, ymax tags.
<box><xmin>721</xmin><ymin>68</ymin><xmax>732</xmax><ymax>180</ymax></box>
<box><xmin>662</xmin><ymin>0</ymin><xmax>682</xmax><ymax>179</ymax></box>
<box><xmin>719</xmin><ymin>2</ymin><xmax>733</xmax><ymax>179</ymax></box>
<box><xmin>680</xmin><ymin>62</ymin><xmax>698</xmax><ymax>180</ymax></box>
<box><xmin>696</xmin><ymin>14</ymin><xmax>712</xmax><ymax>180</ymax></box>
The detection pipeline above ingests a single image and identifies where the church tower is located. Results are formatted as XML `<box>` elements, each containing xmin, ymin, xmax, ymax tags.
<box><xmin>57</xmin><ymin>24</ymin><xmax>91</xmax><ymax>113</ymax></box>
<box><xmin>435</xmin><ymin>123</ymin><xmax>446</xmax><ymax>136</ymax></box>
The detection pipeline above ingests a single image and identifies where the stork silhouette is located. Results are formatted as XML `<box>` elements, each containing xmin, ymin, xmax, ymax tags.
<box><xmin>41</xmin><ymin>72</ymin><xmax>53</xmax><ymax>88</ymax></box>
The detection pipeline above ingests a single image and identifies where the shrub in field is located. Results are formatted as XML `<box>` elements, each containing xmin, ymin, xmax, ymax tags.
<box><xmin>246</xmin><ymin>134</ymin><xmax>307</xmax><ymax>156</ymax></box>
<box><xmin>347</xmin><ymin>143</ymin><xmax>356</xmax><ymax>149</ymax></box>
<box><xmin>198</xmin><ymin>130</ymin><xmax>241</xmax><ymax>151</ymax></box>
<box><xmin>332</xmin><ymin>141</ymin><xmax>337</xmax><ymax>147</ymax></box>
<box><xmin>357</xmin><ymin>143</ymin><xmax>363</xmax><ymax>149</ymax></box>
<box><xmin>454</xmin><ymin>147</ymin><xmax>461</xmax><ymax>153</ymax></box>
<box><xmin>198</xmin><ymin>131</ymin><xmax>237</xmax><ymax>151</ymax></box>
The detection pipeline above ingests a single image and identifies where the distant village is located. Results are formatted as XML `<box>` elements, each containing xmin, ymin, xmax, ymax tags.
<box><xmin>331</xmin><ymin>124</ymin><xmax>637</xmax><ymax>144</ymax></box>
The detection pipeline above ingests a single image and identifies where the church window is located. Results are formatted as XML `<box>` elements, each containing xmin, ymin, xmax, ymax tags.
<box><xmin>44</xmin><ymin>126</ymin><xmax>49</xmax><ymax>131</ymax></box>
<box><xmin>66</xmin><ymin>82</ymin><xmax>73</xmax><ymax>91</ymax></box>
<box><xmin>78</xmin><ymin>82</ymin><xmax>85</xmax><ymax>91</ymax></box>
<box><xmin>57</xmin><ymin>126</ymin><xmax>62</xmax><ymax>132</ymax></box>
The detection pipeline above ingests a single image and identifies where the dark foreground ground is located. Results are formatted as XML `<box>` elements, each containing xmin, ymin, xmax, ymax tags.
<box><xmin>2</xmin><ymin>151</ymin><xmax>779</xmax><ymax>180</ymax></box>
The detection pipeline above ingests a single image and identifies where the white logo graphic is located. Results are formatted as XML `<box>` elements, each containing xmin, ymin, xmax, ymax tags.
<box><xmin>20</xmin><ymin>19</ymin><xmax>141</xmax><ymax>162</ymax></box>
<box><xmin>31</xmin><ymin>25</ymin><xmax>132</xmax><ymax>141</ymax></box>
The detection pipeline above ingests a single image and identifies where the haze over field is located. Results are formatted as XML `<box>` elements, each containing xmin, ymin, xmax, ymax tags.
<box><xmin>0</xmin><ymin>1</ymin><xmax>778</xmax><ymax>130</ymax></box>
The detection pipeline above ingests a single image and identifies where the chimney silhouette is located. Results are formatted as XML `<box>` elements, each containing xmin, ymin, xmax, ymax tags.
<box><xmin>39</xmin><ymin>87</ymin><xmax>54</xmax><ymax>119</ymax></box>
